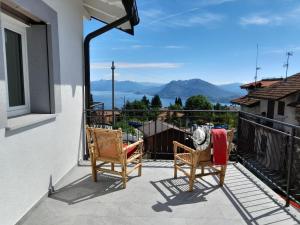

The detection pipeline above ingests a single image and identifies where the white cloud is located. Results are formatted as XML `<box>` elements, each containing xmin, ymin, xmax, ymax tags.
<box><xmin>240</xmin><ymin>5</ymin><xmax>300</xmax><ymax>27</ymax></box>
<box><xmin>149</xmin><ymin>8</ymin><xmax>200</xmax><ymax>25</ymax></box>
<box><xmin>199</xmin><ymin>0</ymin><xmax>237</xmax><ymax>6</ymax></box>
<box><xmin>91</xmin><ymin>62</ymin><xmax>183</xmax><ymax>69</ymax></box>
<box><xmin>240</xmin><ymin>15</ymin><xmax>282</xmax><ymax>26</ymax></box>
<box><xmin>164</xmin><ymin>45</ymin><xmax>185</xmax><ymax>49</ymax></box>
<box><xmin>139</xmin><ymin>9</ymin><xmax>163</xmax><ymax>19</ymax></box>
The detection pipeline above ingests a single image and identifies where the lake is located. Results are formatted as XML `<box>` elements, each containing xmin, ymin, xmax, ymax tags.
<box><xmin>92</xmin><ymin>91</ymin><xmax>179</xmax><ymax>109</ymax></box>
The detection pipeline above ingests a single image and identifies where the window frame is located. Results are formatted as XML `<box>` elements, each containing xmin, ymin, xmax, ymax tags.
<box><xmin>1</xmin><ymin>13</ymin><xmax>30</xmax><ymax>117</ymax></box>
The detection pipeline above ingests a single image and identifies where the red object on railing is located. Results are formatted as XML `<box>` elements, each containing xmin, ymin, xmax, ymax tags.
<box><xmin>123</xmin><ymin>143</ymin><xmax>137</xmax><ymax>158</ymax></box>
<box><xmin>212</xmin><ymin>128</ymin><xmax>227</xmax><ymax>165</ymax></box>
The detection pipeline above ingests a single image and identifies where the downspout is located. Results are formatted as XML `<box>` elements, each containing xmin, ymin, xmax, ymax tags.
<box><xmin>84</xmin><ymin>15</ymin><xmax>130</xmax><ymax>112</ymax></box>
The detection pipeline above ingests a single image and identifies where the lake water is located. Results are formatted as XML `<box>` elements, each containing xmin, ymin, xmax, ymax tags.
<box><xmin>92</xmin><ymin>91</ymin><xmax>179</xmax><ymax>109</ymax></box>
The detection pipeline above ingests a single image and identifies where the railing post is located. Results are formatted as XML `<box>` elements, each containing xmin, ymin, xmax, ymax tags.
<box><xmin>236</xmin><ymin>111</ymin><xmax>242</xmax><ymax>163</ymax></box>
<box><xmin>286</xmin><ymin>127</ymin><xmax>295</xmax><ymax>207</ymax></box>
<box><xmin>154</xmin><ymin>119</ymin><xmax>157</xmax><ymax>161</ymax></box>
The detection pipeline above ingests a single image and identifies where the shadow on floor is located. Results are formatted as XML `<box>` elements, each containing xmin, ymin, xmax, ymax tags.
<box><xmin>49</xmin><ymin>173</ymin><xmax>129</xmax><ymax>205</ymax></box>
<box><xmin>151</xmin><ymin>176</ymin><xmax>219</xmax><ymax>212</ymax></box>
<box><xmin>220</xmin><ymin>164</ymin><xmax>300</xmax><ymax>225</ymax></box>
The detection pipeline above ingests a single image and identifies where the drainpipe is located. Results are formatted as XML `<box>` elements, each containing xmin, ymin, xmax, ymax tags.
<box><xmin>84</xmin><ymin>15</ymin><xmax>130</xmax><ymax>112</ymax></box>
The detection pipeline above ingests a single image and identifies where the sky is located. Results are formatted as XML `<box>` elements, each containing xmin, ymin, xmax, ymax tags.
<box><xmin>84</xmin><ymin>0</ymin><xmax>300</xmax><ymax>85</ymax></box>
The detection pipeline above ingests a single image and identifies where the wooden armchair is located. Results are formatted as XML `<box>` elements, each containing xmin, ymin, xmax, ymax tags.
<box><xmin>173</xmin><ymin>129</ymin><xmax>234</xmax><ymax>192</ymax></box>
<box><xmin>86</xmin><ymin>127</ymin><xmax>143</xmax><ymax>188</ymax></box>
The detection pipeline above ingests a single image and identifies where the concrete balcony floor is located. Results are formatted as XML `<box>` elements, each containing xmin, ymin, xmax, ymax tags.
<box><xmin>19</xmin><ymin>160</ymin><xmax>300</xmax><ymax>225</ymax></box>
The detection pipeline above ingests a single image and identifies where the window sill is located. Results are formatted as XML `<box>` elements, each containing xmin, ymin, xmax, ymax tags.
<box><xmin>6</xmin><ymin>113</ymin><xmax>56</xmax><ymax>132</ymax></box>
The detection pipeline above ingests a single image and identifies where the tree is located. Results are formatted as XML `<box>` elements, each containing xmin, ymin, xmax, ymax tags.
<box><xmin>185</xmin><ymin>95</ymin><xmax>212</xmax><ymax>110</ymax></box>
<box><xmin>141</xmin><ymin>95</ymin><xmax>150</xmax><ymax>108</ymax></box>
<box><xmin>151</xmin><ymin>95</ymin><xmax>162</xmax><ymax>108</ymax></box>
<box><xmin>184</xmin><ymin>95</ymin><xmax>212</xmax><ymax>125</ymax></box>
<box><xmin>177</xmin><ymin>97</ymin><xmax>182</xmax><ymax>107</ymax></box>
<box><xmin>214</xmin><ymin>102</ymin><xmax>222</xmax><ymax>110</ymax></box>
<box><xmin>175</xmin><ymin>97</ymin><xmax>178</xmax><ymax>105</ymax></box>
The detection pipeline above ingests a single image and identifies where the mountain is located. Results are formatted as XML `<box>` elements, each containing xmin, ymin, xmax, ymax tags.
<box><xmin>157</xmin><ymin>79</ymin><xmax>240</xmax><ymax>103</ymax></box>
<box><xmin>218</xmin><ymin>83</ymin><xmax>246</xmax><ymax>96</ymax></box>
<box><xmin>91</xmin><ymin>79</ymin><xmax>243</xmax><ymax>103</ymax></box>
<box><xmin>91</xmin><ymin>80</ymin><xmax>165</xmax><ymax>95</ymax></box>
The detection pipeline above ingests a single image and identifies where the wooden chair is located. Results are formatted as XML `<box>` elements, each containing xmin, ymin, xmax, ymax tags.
<box><xmin>86</xmin><ymin>127</ymin><xmax>143</xmax><ymax>188</ymax></box>
<box><xmin>173</xmin><ymin>129</ymin><xmax>234</xmax><ymax>192</ymax></box>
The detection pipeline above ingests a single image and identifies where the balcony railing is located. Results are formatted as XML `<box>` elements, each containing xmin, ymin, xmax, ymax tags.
<box><xmin>238</xmin><ymin>111</ymin><xmax>300</xmax><ymax>207</ymax></box>
<box><xmin>85</xmin><ymin>107</ymin><xmax>300</xmax><ymax>207</ymax></box>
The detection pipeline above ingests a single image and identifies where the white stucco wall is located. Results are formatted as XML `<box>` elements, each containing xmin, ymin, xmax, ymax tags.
<box><xmin>0</xmin><ymin>1</ymin><xmax>84</xmax><ymax>225</ymax></box>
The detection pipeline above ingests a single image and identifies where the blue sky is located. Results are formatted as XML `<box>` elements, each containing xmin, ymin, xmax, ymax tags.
<box><xmin>84</xmin><ymin>0</ymin><xmax>300</xmax><ymax>85</ymax></box>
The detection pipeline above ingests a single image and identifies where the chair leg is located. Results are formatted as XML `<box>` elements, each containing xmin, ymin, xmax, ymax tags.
<box><xmin>138</xmin><ymin>154</ymin><xmax>142</xmax><ymax>176</ymax></box>
<box><xmin>122</xmin><ymin>164</ymin><xmax>127</xmax><ymax>189</ymax></box>
<box><xmin>91</xmin><ymin>156</ymin><xmax>97</xmax><ymax>182</ymax></box>
<box><xmin>189</xmin><ymin>166</ymin><xmax>196</xmax><ymax>192</ymax></box>
<box><xmin>201</xmin><ymin>166</ymin><xmax>204</xmax><ymax>175</ymax></box>
<box><xmin>174</xmin><ymin>157</ymin><xmax>177</xmax><ymax>178</ymax></box>
<box><xmin>111</xmin><ymin>163</ymin><xmax>115</xmax><ymax>171</ymax></box>
<box><xmin>219</xmin><ymin>165</ymin><xmax>227</xmax><ymax>186</ymax></box>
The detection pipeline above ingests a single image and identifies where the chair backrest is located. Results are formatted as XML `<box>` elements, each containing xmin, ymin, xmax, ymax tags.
<box><xmin>86</xmin><ymin>126</ymin><xmax>94</xmax><ymax>154</ymax></box>
<box><xmin>92</xmin><ymin>128</ymin><xmax>123</xmax><ymax>160</ymax></box>
<box><xmin>197</xmin><ymin>129</ymin><xmax>235</xmax><ymax>164</ymax></box>
<box><xmin>226</xmin><ymin>129</ymin><xmax>235</xmax><ymax>153</ymax></box>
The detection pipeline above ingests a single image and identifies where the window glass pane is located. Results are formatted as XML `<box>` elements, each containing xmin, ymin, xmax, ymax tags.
<box><xmin>5</xmin><ymin>28</ymin><xmax>25</xmax><ymax>107</ymax></box>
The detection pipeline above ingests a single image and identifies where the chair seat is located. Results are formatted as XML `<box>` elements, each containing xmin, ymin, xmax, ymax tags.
<box><xmin>176</xmin><ymin>152</ymin><xmax>212</xmax><ymax>166</ymax></box>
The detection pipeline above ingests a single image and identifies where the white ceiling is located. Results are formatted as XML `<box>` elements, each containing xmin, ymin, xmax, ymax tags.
<box><xmin>83</xmin><ymin>0</ymin><xmax>132</xmax><ymax>32</ymax></box>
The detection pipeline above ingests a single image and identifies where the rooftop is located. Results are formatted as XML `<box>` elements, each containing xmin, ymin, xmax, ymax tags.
<box><xmin>241</xmin><ymin>79</ymin><xmax>282</xmax><ymax>90</ymax></box>
<box><xmin>19</xmin><ymin>160</ymin><xmax>300</xmax><ymax>225</ymax></box>
<box><xmin>231</xmin><ymin>96</ymin><xmax>260</xmax><ymax>107</ymax></box>
<box><xmin>248</xmin><ymin>73</ymin><xmax>300</xmax><ymax>100</ymax></box>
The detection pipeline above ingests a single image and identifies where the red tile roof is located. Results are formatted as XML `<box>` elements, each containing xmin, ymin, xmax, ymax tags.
<box><xmin>241</xmin><ymin>79</ymin><xmax>282</xmax><ymax>89</ymax></box>
<box><xmin>231</xmin><ymin>96</ymin><xmax>260</xmax><ymax>106</ymax></box>
<box><xmin>248</xmin><ymin>73</ymin><xmax>300</xmax><ymax>100</ymax></box>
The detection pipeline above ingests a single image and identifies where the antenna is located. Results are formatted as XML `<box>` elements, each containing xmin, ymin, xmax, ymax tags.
<box><xmin>254</xmin><ymin>44</ymin><xmax>261</xmax><ymax>88</ymax></box>
<box><xmin>283</xmin><ymin>51</ymin><xmax>293</xmax><ymax>81</ymax></box>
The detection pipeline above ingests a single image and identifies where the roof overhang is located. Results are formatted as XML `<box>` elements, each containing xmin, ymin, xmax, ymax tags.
<box><xmin>83</xmin><ymin>0</ymin><xmax>139</xmax><ymax>35</ymax></box>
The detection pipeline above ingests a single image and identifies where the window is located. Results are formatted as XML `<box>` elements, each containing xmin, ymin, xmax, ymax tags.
<box><xmin>1</xmin><ymin>13</ymin><xmax>30</xmax><ymax>117</ymax></box>
<box><xmin>278</xmin><ymin>101</ymin><xmax>285</xmax><ymax>116</ymax></box>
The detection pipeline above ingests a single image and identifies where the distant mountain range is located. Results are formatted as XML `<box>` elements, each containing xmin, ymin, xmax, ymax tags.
<box><xmin>91</xmin><ymin>79</ymin><xmax>245</xmax><ymax>103</ymax></box>
<box><xmin>91</xmin><ymin>80</ymin><xmax>164</xmax><ymax>95</ymax></box>
<box><xmin>218</xmin><ymin>83</ymin><xmax>246</xmax><ymax>96</ymax></box>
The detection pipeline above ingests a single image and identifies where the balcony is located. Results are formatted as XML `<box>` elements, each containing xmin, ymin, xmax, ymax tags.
<box><xmin>19</xmin><ymin>109</ymin><xmax>300</xmax><ymax>225</ymax></box>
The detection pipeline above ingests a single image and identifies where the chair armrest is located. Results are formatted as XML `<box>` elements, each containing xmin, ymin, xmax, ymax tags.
<box><xmin>173</xmin><ymin>141</ymin><xmax>195</xmax><ymax>154</ymax></box>
<box><xmin>123</xmin><ymin>140</ymin><xmax>144</xmax><ymax>153</ymax></box>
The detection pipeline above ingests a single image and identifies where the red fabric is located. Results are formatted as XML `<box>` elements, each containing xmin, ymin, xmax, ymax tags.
<box><xmin>212</xmin><ymin>129</ymin><xmax>228</xmax><ymax>165</ymax></box>
<box><xmin>123</xmin><ymin>144</ymin><xmax>137</xmax><ymax>158</ymax></box>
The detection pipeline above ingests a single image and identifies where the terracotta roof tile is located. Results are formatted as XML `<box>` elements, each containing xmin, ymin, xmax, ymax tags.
<box><xmin>231</xmin><ymin>96</ymin><xmax>260</xmax><ymax>106</ymax></box>
<box><xmin>241</xmin><ymin>79</ymin><xmax>281</xmax><ymax>89</ymax></box>
<box><xmin>248</xmin><ymin>73</ymin><xmax>300</xmax><ymax>100</ymax></box>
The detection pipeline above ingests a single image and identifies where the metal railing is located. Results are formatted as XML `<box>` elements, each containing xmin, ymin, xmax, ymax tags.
<box><xmin>237</xmin><ymin>111</ymin><xmax>300</xmax><ymax>206</ymax></box>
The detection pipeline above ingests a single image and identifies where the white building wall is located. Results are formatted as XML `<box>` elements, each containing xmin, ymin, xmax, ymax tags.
<box><xmin>0</xmin><ymin>1</ymin><xmax>84</xmax><ymax>225</ymax></box>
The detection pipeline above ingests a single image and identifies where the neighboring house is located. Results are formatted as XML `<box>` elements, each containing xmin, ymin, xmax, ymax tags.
<box><xmin>248</xmin><ymin>73</ymin><xmax>300</xmax><ymax>126</ymax></box>
<box><xmin>138</xmin><ymin>120</ymin><xmax>187</xmax><ymax>159</ymax></box>
<box><xmin>231</xmin><ymin>78</ymin><xmax>282</xmax><ymax>115</ymax></box>
<box><xmin>0</xmin><ymin>1</ymin><xmax>139</xmax><ymax>225</ymax></box>
<box><xmin>232</xmin><ymin>74</ymin><xmax>300</xmax><ymax>126</ymax></box>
